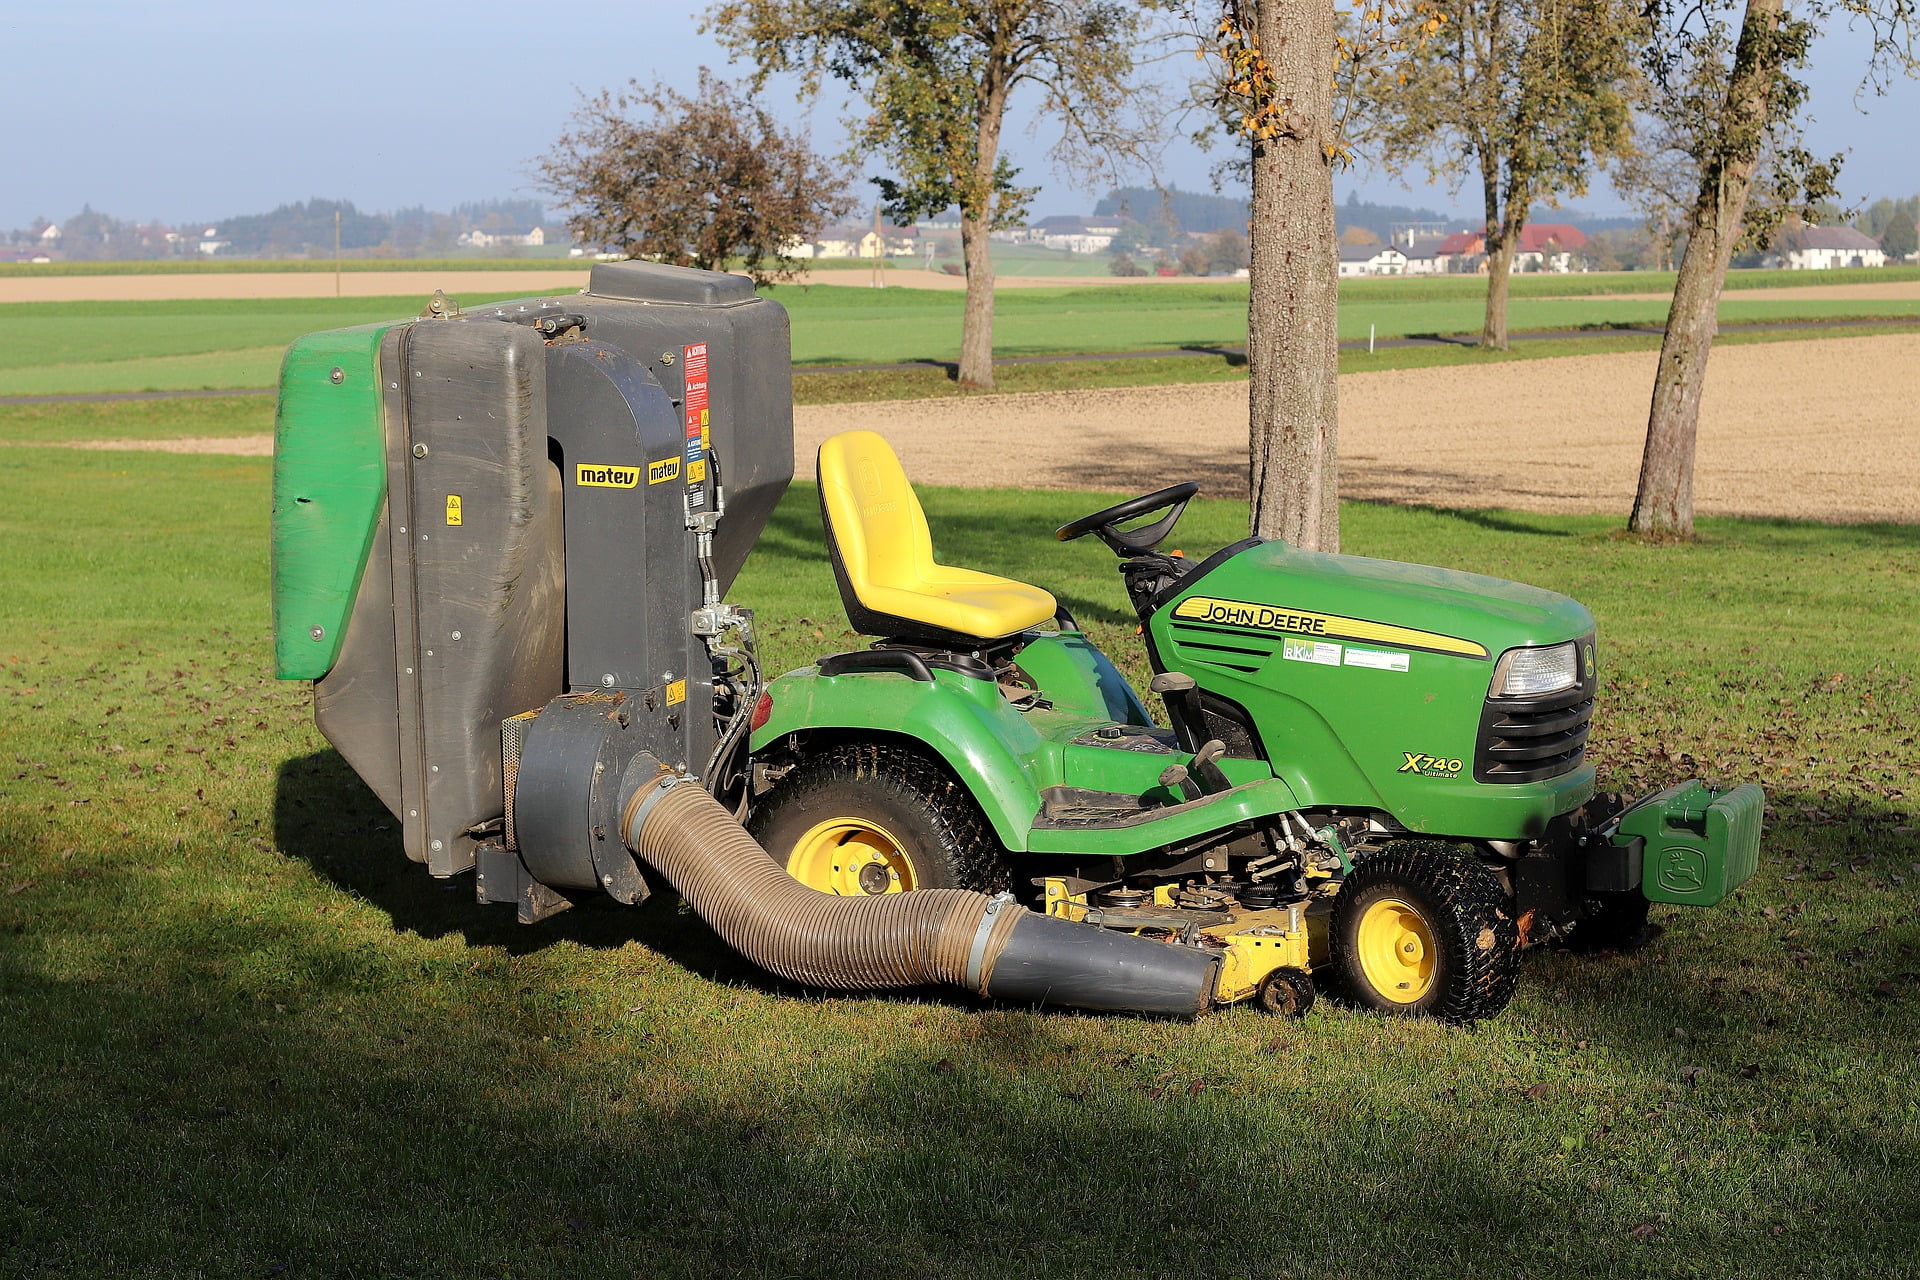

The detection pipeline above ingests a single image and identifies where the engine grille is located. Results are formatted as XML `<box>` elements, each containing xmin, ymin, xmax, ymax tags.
<box><xmin>1474</xmin><ymin>683</ymin><xmax>1594</xmax><ymax>783</ymax></box>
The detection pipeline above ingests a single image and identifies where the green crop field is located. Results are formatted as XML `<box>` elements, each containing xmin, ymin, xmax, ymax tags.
<box><xmin>5</xmin><ymin>275</ymin><xmax>1918</xmax><ymax>398</ymax></box>
<box><xmin>2</xmin><ymin>432</ymin><xmax>1916</xmax><ymax>1276</ymax></box>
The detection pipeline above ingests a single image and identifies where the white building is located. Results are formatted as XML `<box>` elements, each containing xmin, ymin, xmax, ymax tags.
<box><xmin>1773</xmin><ymin>226</ymin><xmax>1887</xmax><ymax>270</ymax></box>
<box><xmin>459</xmin><ymin>227</ymin><xmax>548</xmax><ymax>249</ymax></box>
<box><xmin>1031</xmin><ymin>215</ymin><xmax>1121</xmax><ymax>254</ymax></box>
<box><xmin>1337</xmin><ymin>244</ymin><xmax>1408</xmax><ymax>277</ymax></box>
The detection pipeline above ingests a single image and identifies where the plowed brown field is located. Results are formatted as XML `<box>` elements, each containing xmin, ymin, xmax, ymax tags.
<box><xmin>794</xmin><ymin>334</ymin><xmax>1920</xmax><ymax>523</ymax></box>
<box><xmin>46</xmin><ymin>333</ymin><xmax>1918</xmax><ymax>523</ymax></box>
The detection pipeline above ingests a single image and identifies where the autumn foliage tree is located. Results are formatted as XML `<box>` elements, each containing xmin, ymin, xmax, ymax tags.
<box><xmin>536</xmin><ymin>70</ymin><xmax>855</xmax><ymax>285</ymax></box>
<box><xmin>706</xmin><ymin>0</ymin><xmax>1169</xmax><ymax>389</ymax></box>
<box><xmin>1628</xmin><ymin>0</ymin><xmax>1912</xmax><ymax>537</ymax></box>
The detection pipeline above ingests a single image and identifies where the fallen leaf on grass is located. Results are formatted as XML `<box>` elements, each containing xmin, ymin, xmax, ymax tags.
<box><xmin>933</xmin><ymin>1058</ymin><xmax>956</xmax><ymax>1074</ymax></box>
<box><xmin>1629</xmin><ymin>1222</ymin><xmax>1660</xmax><ymax>1242</ymax></box>
<box><xmin>1738</xmin><ymin>1063</ymin><xmax>1762</xmax><ymax>1079</ymax></box>
<box><xmin>1525</xmin><ymin>1083</ymin><xmax>1551</xmax><ymax>1100</ymax></box>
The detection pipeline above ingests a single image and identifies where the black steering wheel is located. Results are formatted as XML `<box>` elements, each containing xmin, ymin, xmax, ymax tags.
<box><xmin>1055</xmin><ymin>482</ymin><xmax>1199</xmax><ymax>556</ymax></box>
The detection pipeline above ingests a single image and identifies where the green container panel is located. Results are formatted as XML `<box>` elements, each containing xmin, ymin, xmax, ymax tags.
<box><xmin>271</xmin><ymin>322</ymin><xmax>399</xmax><ymax>679</ymax></box>
<box><xmin>1618</xmin><ymin>780</ymin><xmax>1766</xmax><ymax>906</ymax></box>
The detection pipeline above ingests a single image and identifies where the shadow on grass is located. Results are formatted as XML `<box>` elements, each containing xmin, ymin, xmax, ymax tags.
<box><xmin>13</xmin><ymin>765</ymin><xmax>1920</xmax><ymax>1275</ymax></box>
<box><xmin>1345</xmin><ymin>498</ymin><xmax>1580</xmax><ymax>539</ymax></box>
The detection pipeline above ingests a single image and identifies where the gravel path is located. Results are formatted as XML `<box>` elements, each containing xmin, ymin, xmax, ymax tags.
<box><xmin>34</xmin><ymin>333</ymin><xmax>1918</xmax><ymax>524</ymax></box>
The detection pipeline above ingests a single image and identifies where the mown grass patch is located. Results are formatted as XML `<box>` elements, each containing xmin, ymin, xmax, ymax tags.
<box><xmin>2</xmin><ymin>445</ymin><xmax>1915</xmax><ymax>1277</ymax></box>
<box><xmin>0</xmin><ymin>395</ymin><xmax>272</xmax><ymax>445</ymax></box>
<box><xmin>10</xmin><ymin>279</ymin><xmax>1920</xmax><ymax>397</ymax></box>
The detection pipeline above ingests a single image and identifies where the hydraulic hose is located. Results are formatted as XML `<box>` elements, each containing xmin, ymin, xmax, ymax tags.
<box><xmin>619</xmin><ymin>766</ymin><xmax>1220</xmax><ymax>1016</ymax></box>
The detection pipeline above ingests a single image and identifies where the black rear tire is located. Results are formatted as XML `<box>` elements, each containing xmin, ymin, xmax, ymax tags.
<box><xmin>747</xmin><ymin>741</ymin><xmax>1012</xmax><ymax>896</ymax></box>
<box><xmin>1329</xmin><ymin>840</ymin><xmax>1523</xmax><ymax>1023</ymax></box>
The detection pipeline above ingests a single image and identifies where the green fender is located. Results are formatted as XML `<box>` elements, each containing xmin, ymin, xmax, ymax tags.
<box><xmin>752</xmin><ymin>663</ymin><xmax>1055</xmax><ymax>850</ymax></box>
<box><xmin>749</xmin><ymin>634</ymin><xmax>1302</xmax><ymax>855</ymax></box>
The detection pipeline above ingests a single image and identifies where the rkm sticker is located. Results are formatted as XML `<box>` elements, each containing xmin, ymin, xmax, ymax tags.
<box><xmin>1399</xmin><ymin>752</ymin><xmax>1464</xmax><ymax>778</ymax></box>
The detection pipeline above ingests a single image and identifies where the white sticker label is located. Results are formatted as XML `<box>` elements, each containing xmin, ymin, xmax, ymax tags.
<box><xmin>1283</xmin><ymin>638</ymin><xmax>1343</xmax><ymax>666</ymax></box>
<box><xmin>1344</xmin><ymin>647</ymin><xmax>1410</xmax><ymax>672</ymax></box>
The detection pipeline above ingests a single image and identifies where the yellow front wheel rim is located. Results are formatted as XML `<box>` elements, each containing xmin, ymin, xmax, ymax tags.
<box><xmin>787</xmin><ymin>816</ymin><xmax>919</xmax><ymax>896</ymax></box>
<box><xmin>1355</xmin><ymin>897</ymin><xmax>1437</xmax><ymax>1003</ymax></box>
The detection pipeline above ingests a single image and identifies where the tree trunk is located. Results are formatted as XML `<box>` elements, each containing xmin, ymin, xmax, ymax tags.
<box><xmin>957</xmin><ymin>211</ymin><xmax>997</xmax><ymax>389</ymax></box>
<box><xmin>1482</xmin><ymin>233</ymin><xmax>1513</xmax><ymax>349</ymax></box>
<box><xmin>1479</xmin><ymin>159</ymin><xmax>1512</xmax><ymax>350</ymax></box>
<box><xmin>1483</xmin><ymin>182</ymin><xmax>1529</xmax><ymax>349</ymax></box>
<box><xmin>1630</xmin><ymin>0</ymin><xmax>1784</xmax><ymax>538</ymax></box>
<box><xmin>1247</xmin><ymin>0</ymin><xmax>1340</xmax><ymax>552</ymax></box>
<box><xmin>957</xmin><ymin>58</ymin><xmax>1010</xmax><ymax>391</ymax></box>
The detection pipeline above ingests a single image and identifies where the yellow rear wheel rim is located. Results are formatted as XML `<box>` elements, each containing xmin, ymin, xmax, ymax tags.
<box><xmin>787</xmin><ymin>816</ymin><xmax>919</xmax><ymax>896</ymax></box>
<box><xmin>1355</xmin><ymin>897</ymin><xmax>1437</xmax><ymax>1003</ymax></box>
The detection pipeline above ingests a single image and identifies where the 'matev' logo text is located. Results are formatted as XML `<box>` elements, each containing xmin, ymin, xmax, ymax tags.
<box><xmin>576</xmin><ymin>463</ymin><xmax>640</xmax><ymax>489</ymax></box>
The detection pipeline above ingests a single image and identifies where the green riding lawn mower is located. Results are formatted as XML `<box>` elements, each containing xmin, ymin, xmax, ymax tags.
<box><xmin>272</xmin><ymin>261</ymin><xmax>1763</xmax><ymax>1023</ymax></box>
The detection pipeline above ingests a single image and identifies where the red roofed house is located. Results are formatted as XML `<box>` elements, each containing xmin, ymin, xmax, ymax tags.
<box><xmin>1436</xmin><ymin>231</ymin><xmax>1484</xmax><ymax>273</ymax></box>
<box><xmin>1434</xmin><ymin>225</ymin><xmax>1587</xmax><ymax>274</ymax></box>
<box><xmin>1512</xmin><ymin>224</ymin><xmax>1587</xmax><ymax>273</ymax></box>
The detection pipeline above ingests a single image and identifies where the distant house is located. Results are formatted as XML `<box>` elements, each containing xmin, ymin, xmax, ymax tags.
<box><xmin>1436</xmin><ymin>231</ymin><xmax>1484</xmax><ymax>273</ymax></box>
<box><xmin>914</xmin><ymin>207</ymin><xmax>964</xmax><ymax>232</ymax></box>
<box><xmin>1397</xmin><ymin>232</ymin><xmax>1452</xmax><ymax>276</ymax></box>
<box><xmin>1031</xmin><ymin>214</ymin><xmax>1122</xmax><ymax>254</ymax></box>
<box><xmin>1512</xmin><ymin>223</ymin><xmax>1587</xmax><ymax>273</ymax></box>
<box><xmin>1338</xmin><ymin>243</ymin><xmax>1408</xmax><ymax>277</ymax></box>
<box><xmin>459</xmin><ymin>226</ymin><xmax>547</xmax><ymax>249</ymax></box>
<box><xmin>1424</xmin><ymin>224</ymin><xmax>1586</xmax><ymax>273</ymax></box>
<box><xmin>1772</xmin><ymin>225</ymin><xmax>1886</xmax><ymax>270</ymax></box>
<box><xmin>812</xmin><ymin>225</ymin><xmax>918</xmax><ymax>258</ymax></box>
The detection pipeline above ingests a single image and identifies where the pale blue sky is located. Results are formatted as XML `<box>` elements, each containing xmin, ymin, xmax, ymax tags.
<box><xmin>2</xmin><ymin>1</ymin><xmax>1913</xmax><ymax>230</ymax></box>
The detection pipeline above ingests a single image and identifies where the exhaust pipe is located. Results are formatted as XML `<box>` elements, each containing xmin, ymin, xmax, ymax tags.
<box><xmin>619</xmin><ymin>766</ymin><xmax>1220</xmax><ymax>1017</ymax></box>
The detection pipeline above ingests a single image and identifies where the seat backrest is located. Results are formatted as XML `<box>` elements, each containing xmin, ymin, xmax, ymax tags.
<box><xmin>818</xmin><ymin>429</ymin><xmax>935</xmax><ymax>595</ymax></box>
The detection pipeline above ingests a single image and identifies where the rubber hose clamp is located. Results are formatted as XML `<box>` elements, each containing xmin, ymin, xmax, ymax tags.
<box><xmin>965</xmin><ymin>892</ymin><xmax>1016</xmax><ymax>993</ymax></box>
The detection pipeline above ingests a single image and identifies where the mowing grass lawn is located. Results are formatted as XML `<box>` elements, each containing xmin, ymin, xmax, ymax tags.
<box><xmin>2</xmin><ymin>441</ymin><xmax>1915</xmax><ymax>1278</ymax></box>
<box><xmin>7</xmin><ymin>278</ymin><xmax>1920</xmax><ymax>397</ymax></box>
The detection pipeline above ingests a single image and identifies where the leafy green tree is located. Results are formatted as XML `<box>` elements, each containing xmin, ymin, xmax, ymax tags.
<box><xmin>1628</xmin><ymin>0</ymin><xmax>1915</xmax><ymax>537</ymax></box>
<box><xmin>1883</xmin><ymin>212</ymin><xmax>1919</xmax><ymax>260</ymax></box>
<box><xmin>708</xmin><ymin>0</ymin><xmax>1170</xmax><ymax>389</ymax></box>
<box><xmin>536</xmin><ymin>70</ymin><xmax>855</xmax><ymax>285</ymax></box>
<box><xmin>1352</xmin><ymin>0</ymin><xmax>1640</xmax><ymax>348</ymax></box>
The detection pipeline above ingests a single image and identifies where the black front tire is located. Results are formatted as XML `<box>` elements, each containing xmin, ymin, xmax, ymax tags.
<box><xmin>747</xmin><ymin>741</ymin><xmax>1012</xmax><ymax>896</ymax></box>
<box><xmin>1329</xmin><ymin>840</ymin><xmax>1523</xmax><ymax>1023</ymax></box>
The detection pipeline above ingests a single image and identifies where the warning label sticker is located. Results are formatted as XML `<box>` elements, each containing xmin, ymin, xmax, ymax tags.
<box><xmin>684</xmin><ymin>343</ymin><xmax>710</xmax><ymax>450</ymax></box>
<box><xmin>683</xmin><ymin>343</ymin><xmax>709</xmax><ymax>511</ymax></box>
<box><xmin>1282</xmin><ymin>638</ymin><xmax>1342</xmax><ymax>666</ymax></box>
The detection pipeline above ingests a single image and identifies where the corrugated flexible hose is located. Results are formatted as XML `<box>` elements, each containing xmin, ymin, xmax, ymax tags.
<box><xmin>619</xmin><ymin>767</ymin><xmax>1220</xmax><ymax>1017</ymax></box>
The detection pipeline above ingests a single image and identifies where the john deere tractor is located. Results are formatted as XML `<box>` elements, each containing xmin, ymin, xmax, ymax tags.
<box><xmin>273</xmin><ymin>261</ymin><xmax>1762</xmax><ymax>1022</ymax></box>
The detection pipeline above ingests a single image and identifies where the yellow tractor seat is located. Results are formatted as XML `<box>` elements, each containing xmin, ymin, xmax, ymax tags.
<box><xmin>817</xmin><ymin>430</ymin><xmax>1058</xmax><ymax>644</ymax></box>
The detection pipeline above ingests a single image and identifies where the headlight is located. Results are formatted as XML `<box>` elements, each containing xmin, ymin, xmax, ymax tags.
<box><xmin>1491</xmin><ymin>642</ymin><xmax>1579</xmax><ymax>698</ymax></box>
